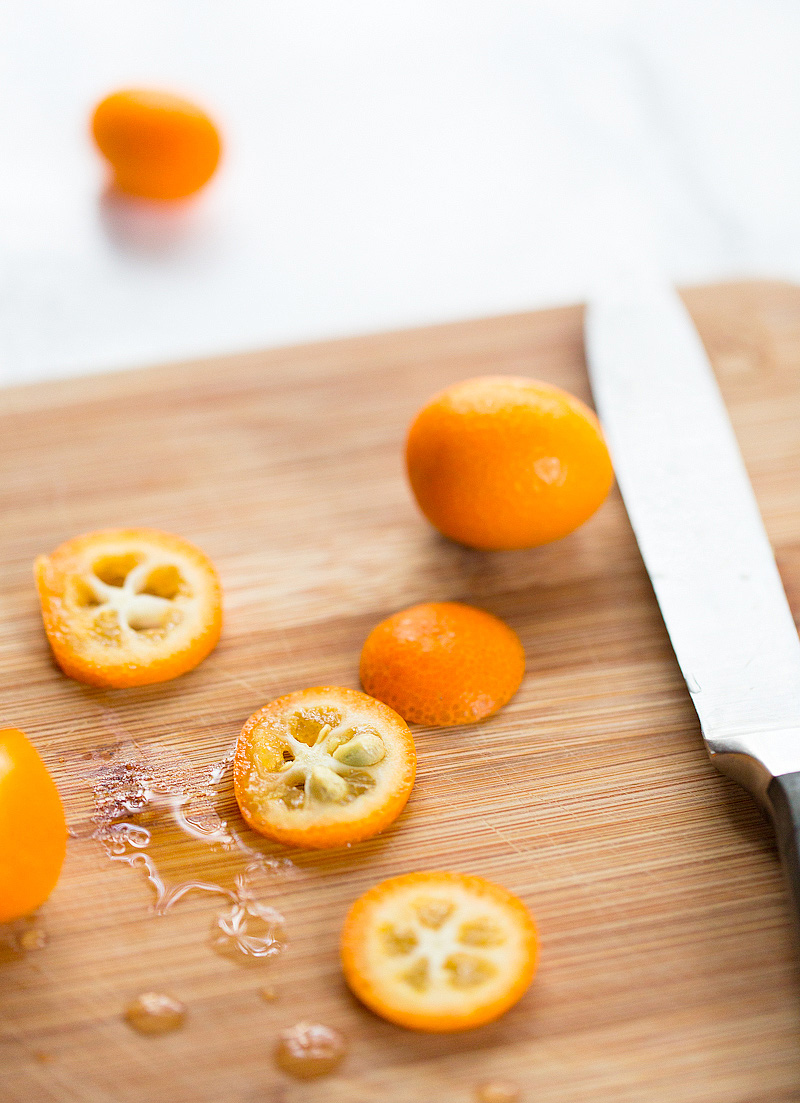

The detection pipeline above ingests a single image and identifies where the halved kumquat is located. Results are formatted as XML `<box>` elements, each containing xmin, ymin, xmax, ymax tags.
<box><xmin>35</xmin><ymin>528</ymin><xmax>222</xmax><ymax>688</ymax></box>
<box><xmin>360</xmin><ymin>602</ymin><xmax>524</xmax><ymax>727</ymax></box>
<box><xmin>340</xmin><ymin>871</ymin><xmax>538</xmax><ymax>1032</ymax></box>
<box><xmin>234</xmin><ymin>687</ymin><xmax>416</xmax><ymax>849</ymax></box>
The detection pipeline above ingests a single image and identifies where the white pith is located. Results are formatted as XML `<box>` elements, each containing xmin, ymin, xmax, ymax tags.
<box><xmin>57</xmin><ymin>543</ymin><xmax>215</xmax><ymax>658</ymax></box>
<box><xmin>385</xmin><ymin>899</ymin><xmax>505</xmax><ymax>988</ymax></box>
<box><xmin>362</xmin><ymin>884</ymin><xmax>532</xmax><ymax>1014</ymax></box>
<box><xmin>261</xmin><ymin>722</ymin><xmax>386</xmax><ymax>807</ymax></box>
<box><xmin>236</xmin><ymin>690</ymin><xmax>415</xmax><ymax>840</ymax></box>
<box><xmin>82</xmin><ymin>559</ymin><xmax>180</xmax><ymax>634</ymax></box>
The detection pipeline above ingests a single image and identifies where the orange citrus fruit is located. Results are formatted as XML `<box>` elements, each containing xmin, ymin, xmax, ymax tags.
<box><xmin>405</xmin><ymin>375</ymin><xmax>614</xmax><ymax>550</ymax></box>
<box><xmin>359</xmin><ymin>602</ymin><xmax>524</xmax><ymax>727</ymax></box>
<box><xmin>0</xmin><ymin>728</ymin><xmax>67</xmax><ymax>922</ymax></box>
<box><xmin>92</xmin><ymin>89</ymin><xmax>222</xmax><ymax>200</ymax></box>
<box><xmin>340</xmin><ymin>871</ymin><xmax>539</xmax><ymax>1032</ymax></box>
<box><xmin>35</xmin><ymin>528</ymin><xmax>222</xmax><ymax>688</ymax></box>
<box><xmin>234</xmin><ymin>687</ymin><xmax>416</xmax><ymax>849</ymax></box>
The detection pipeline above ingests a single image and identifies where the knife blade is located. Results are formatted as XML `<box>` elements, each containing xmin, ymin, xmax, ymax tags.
<box><xmin>584</xmin><ymin>282</ymin><xmax>800</xmax><ymax>920</ymax></box>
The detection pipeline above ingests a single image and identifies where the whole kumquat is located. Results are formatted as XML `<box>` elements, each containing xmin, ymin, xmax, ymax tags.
<box><xmin>359</xmin><ymin>602</ymin><xmax>524</xmax><ymax>727</ymax></box>
<box><xmin>35</xmin><ymin>528</ymin><xmax>222</xmax><ymax>688</ymax></box>
<box><xmin>234</xmin><ymin>687</ymin><xmax>416</xmax><ymax>849</ymax></box>
<box><xmin>406</xmin><ymin>375</ymin><xmax>614</xmax><ymax>550</ymax></box>
<box><xmin>340</xmin><ymin>871</ymin><xmax>539</xmax><ymax>1032</ymax></box>
<box><xmin>0</xmin><ymin>729</ymin><xmax>66</xmax><ymax>922</ymax></box>
<box><xmin>92</xmin><ymin>89</ymin><xmax>221</xmax><ymax>200</ymax></box>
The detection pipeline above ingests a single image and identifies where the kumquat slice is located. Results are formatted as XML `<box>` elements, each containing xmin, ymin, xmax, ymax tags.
<box><xmin>340</xmin><ymin>871</ymin><xmax>538</xmax><ymax>1032</ymax></box>
<box><xmin>34</xmin><ymin>528</ymin><xmax>222</xmax><ymax>688</ymax></box>
<box><xmin>234</xmin><ymin>687</ymin><xmax>416</xmax><ymax>849</ymax></box>
<box><xmin>92</xmin><ymin>88</ymin><xmax>222</xmax><ymax>201</ymax></box>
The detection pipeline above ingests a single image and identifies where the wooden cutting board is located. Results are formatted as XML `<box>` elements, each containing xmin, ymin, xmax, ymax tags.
<box><xmin>3</xmin><ymin>281</ymin><xmax>800</xmax><ymax>1103</ymax></box>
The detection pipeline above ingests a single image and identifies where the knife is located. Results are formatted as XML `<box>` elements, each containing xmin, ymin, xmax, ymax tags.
<box><xmin>584</xmin><ymin>282</ymin><xmax>800</xmax><ymax>922</ymax></box>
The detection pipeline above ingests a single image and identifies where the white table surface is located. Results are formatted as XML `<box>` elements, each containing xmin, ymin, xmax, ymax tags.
<box><xmin>2</xmin><ymin>0</ymin><xmax>800</xmax><ymax>387</ymax></box>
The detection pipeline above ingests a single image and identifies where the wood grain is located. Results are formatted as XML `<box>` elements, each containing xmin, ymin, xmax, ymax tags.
<box><xmin>3</xmin><ymin>281</ymin><xmax>800</xmax><ymax>1103</ymax></box>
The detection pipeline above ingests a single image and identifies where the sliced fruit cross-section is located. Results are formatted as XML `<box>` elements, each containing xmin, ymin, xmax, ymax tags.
<box><xmin>234</xmin><ymin>687</ymin><xmax>416</xmax><ymax>849</ymax></box>
<box><xmin>35</xmin><ymin>528</ymin><xmax>222</xmax><ymax>687</ymax></box>
<box><xmin>340</xmin><ymin>871</ymin><xmax>538</xmax><ymax>1032</ymax></box>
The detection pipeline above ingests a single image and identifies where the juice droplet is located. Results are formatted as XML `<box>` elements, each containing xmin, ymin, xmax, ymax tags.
<box><xmin>210</xmin><ymin>870</ymin><xmax>284</xmax><ymax>962</ymax></box>
<box><xmin>475</xmin><ymin>1081</ymin><xmax>521</xmax><ymax>1103</ymax></box>
<box><xmin>19</xmin><ymin>927</ymin><xmax>48</xmax><ymax>952</ymax></box>
<box><xmin>259</xmin><ymin>985</ymin><xmax>278</xmax><ymax>1002</ymax></box>
<box><xmin>125</xmin><ymin>992</ymin><xmax>186</xmax><ymax>1035</ymax></box>
<box><xmin>274</xmin><ymin>1022</ymin><xmax>347</xmax><ymax>1080</ymax></box>
<box><xmin>0</xmin><ymin>918</ymin><xmax>48</xmax><ymax>957</ymax></box>
<box><xmin>208</xmin><ymin>749</ymin><xmax>236</xmax><ymax>788</ymax></box>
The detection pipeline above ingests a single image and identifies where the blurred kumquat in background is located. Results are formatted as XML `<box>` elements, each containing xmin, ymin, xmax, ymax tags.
<box><xmin>92</xmin><ymin>88</ymin><xmax>221</xmax><ymax>200</ymax></box>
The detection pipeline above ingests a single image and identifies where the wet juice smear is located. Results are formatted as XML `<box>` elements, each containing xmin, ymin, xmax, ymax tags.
<box><xmin>274</xmin><ymin>1022</ymin><xmax>347</xmax><ymax>1080</ymax></box>
<box><xmin>125</xmin><ymin>991</ymin><xmax>186</xmax><ymax>1035</ymax></box>
<box><xmin>71</xmin><ymin>741</ymin><xmax>290</xmax><ymax>962</ymax></box>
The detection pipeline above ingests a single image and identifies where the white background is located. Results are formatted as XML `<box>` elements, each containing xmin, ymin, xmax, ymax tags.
<box><xmin>2</xmin><ymin>0</ymin><xmax>799</xmax><ymax>385</ymax></box>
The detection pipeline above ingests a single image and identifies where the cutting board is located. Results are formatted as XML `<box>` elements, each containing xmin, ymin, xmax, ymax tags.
<box><xmin>3</xmin><ymin>281</ymin><xmax>800</xmax><ymax>1103</ymax></box>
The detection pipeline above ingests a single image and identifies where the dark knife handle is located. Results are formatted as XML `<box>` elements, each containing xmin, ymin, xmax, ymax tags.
<box><xmin>768</xmin><ymin>771</ymin><xmax>800</xmax><ymax>923</ymax></box>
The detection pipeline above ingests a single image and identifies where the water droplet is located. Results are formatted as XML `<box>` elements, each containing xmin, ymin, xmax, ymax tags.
<box><xmin>104</xmin><ymin>822</ymin><xmax>151</xmax><ymax>854</ymax></box>
<box><xmin>274</xmin><ymin>1022</ymin><xmax>347</xmax><ymax>1080</ymax></box>
<box><xmin>207</xmin><ymin>748</ymin><xmax>236</xmax><ymax>789</ymax></box>
<box><xmin>19</xmin><ymin>927</ymin><xmax>48</xmax><ymax>952</ymax></box>
<box><xmin>124</xmin><ymin>992</ymin><xmax>186</xmax><ymax>1035</ymax></box>
<box><xmin>475</xmin><ymin>1082</ymin><xmax>521</xmax><ymax>1103</ymax></box>
<box><xmin>0</xmin><ymin>917</ymin><xmax>48</xmax><ymax>957</ymax></box>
